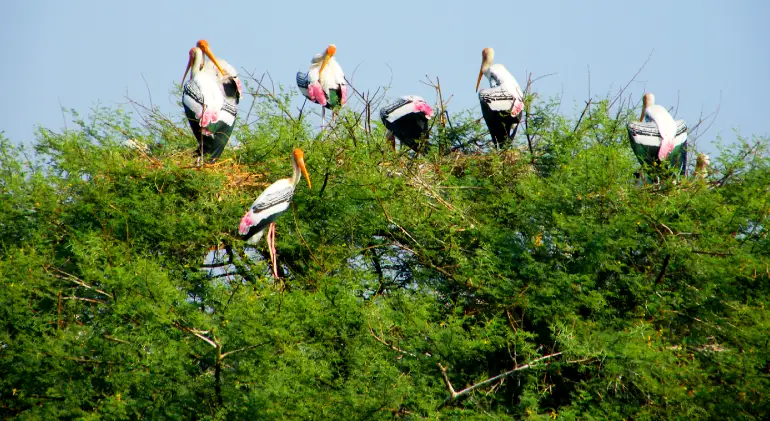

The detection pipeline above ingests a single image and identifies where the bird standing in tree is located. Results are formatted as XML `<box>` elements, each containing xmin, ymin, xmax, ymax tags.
<box><xmin>182</xmin><ymin>40</ymin><xmax>239</xmax><ymax>163</ymax></box>
<box><xmin>627</xmin><ymin>92</ymin><xmax>689</xmax><ymax>179</ymax></box>
<box><xmin>380</xmin><ymin>96</ymin><xmax>434</xmax><ymax>153</ymax></box>
<box><xmin>476</xmin><ymin>47</ymin><xmax>525</xmax><ymax>149</ymax></box>
<box><xmin>239</xmin><ymin>149</ymin><xmax>312</xmax><ymax>278</ymax></box>
<box><xmin>296</xmin><ymin>44</ymin><xmax>347</xmax><ymax>123</ymax></box>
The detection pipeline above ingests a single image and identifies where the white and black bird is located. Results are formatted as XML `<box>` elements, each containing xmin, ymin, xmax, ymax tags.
<box><xmin>380</xmin><ymin>96</ymin><xmax>434</xmax><ymax>153</ymax></box>
<box><xmin>202</xmin><ymin>46</ymin><xmax>242</xmax><ymax>117</ymax></box>
<box><xmin>238</xmin><ymin>149</ymin><xmax>312</xmax><ymax>278</ymax></box>
<box><xmin>296</xmin><ymin>44</ymin><xmax>347</xmax><ymax>112</ymax></box>
<box><xmin>182</xmin><ymin>40</ymin><xmax>238</xmax><ymax>163</ymax></box>
<box><xmin>476</xmin><ymin>47</ymin><xmax>525</xmax><ymax>149</ymax></box>
<box><xmin>626</xmin><ymin>93</ymin><xmax>688</xmax><ymax>177</ymax></box>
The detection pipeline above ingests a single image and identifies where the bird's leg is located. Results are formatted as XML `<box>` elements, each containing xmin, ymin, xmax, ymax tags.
<box><xmin>386</xmin><ymin>130</ymin><xmax>396</xmax><ymax>151</ymax></box>
<box><xmin>268</xmin><ymin>223</ymin><xmax>279</xmax><ymax>278</ymax></box>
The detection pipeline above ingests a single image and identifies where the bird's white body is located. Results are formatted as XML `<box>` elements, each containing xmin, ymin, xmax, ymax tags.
<box><xmin>641</xmin><ymin>93</ymin><xmax>677</xmax><ymax>160</ymax></box>
<box><xmin>307</xmin><ymin>54</ymin><xmax>346</xmax><ymax>95</ymax></box>
<box><xmin>182</xmin><ymin>49</ymin><xmax>228</xmax><ymax>125</ymax></box>
<box><xmin>202</xmin><ymin>57</ymin><xmax>237</xmax><ymax>80</ymax></box>
<box><xmin>480</xmin><ymin>63</ymin><xmax>524</xmax><ymax>113</ymax></box>
<box><xmin>239</xmin><ymin>178</ymin><xmax>296</xmax><ymax>245</ymax></box>
<box><xmin>297</xmin><ymin>46</ymin><xmax>347</xmax><ymax>109</ymax></box>
<box><xmin>238</xmin><ymin>150</ymin><xmax>311</xmax><ymax>278</ymax></box>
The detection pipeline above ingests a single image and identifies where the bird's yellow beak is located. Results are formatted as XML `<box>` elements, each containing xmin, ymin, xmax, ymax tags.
<box><xmin>197</xmin><ymin>39</ymin><xmax>227</xmax><ymax>77</ymax></box>
<box><xmin>476</xmin><ymin>48</ymin><xmax>491</xmax><ymax>92</ymax></box>
<box><xmin>319</xmin><ymin>44</ymin><xmax>336</xmax><ymax>82</ymax></box>
<box><xmin>294</xmin><ymin>149</ymin><xmax>312</xmax><ymax>189</ymax></box>
<box><xmin>182</xmin><ymin>48</ymin><xmax>195</xmax><ymax>85</ymax></box>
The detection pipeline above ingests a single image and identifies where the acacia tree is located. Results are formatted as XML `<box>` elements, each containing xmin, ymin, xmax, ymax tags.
<box><xmin>1</xmin><ymin>85</ymin><xmax>769</xmax><ymax>420</ymax></box>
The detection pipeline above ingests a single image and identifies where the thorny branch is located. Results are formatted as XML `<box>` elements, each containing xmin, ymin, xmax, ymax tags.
<box><xmin>368</xmin><ymin>326</ymin><xmax>418</xmax><ymax>357</ymax></box>
<box><xmin>438</xmin><ymin>352</ymin><xmax>564</xmax><ymax>408</ymax></box>
<box><xmin>45</xmin><ymin>266</ymin><xmax>114</xmax><ymax>299</ymax></box>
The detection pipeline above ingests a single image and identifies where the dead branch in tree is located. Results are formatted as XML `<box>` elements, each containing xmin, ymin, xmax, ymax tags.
<box><xmin>437</xmin><ymin>352</ymin><xmax>564</xmax><ymax>408</ymax></box>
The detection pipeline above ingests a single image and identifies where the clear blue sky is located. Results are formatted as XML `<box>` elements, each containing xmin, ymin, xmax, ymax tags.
<box><xmin>2</xmin><ymin>0</ymin><xmax>768</xmax><ymax>156</ymax></box>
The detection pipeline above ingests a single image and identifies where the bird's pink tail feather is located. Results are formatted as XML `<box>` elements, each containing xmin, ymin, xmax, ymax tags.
<box><xmin>308</xmin><ymin>82</ymin><xmax>327</xmax><ymax>106</ymax></box>
<box><xmin>414</xmin><ymin>101</ymin><xmax>434</xmax><ymax>119</ymax></box>
<box><xmin>340</xmin><ymin>85</ymin><xmax>348</xmax><ymax>106</ymax></box>
<box><xmin>239</xmin><ymin>210</ymin><xmax>254</xmax><ymax>235</ymax></box>
<box><xmin>658</xmin><ymin>139</ymin><xmax>675</xmax><ymax>161</ymax></box>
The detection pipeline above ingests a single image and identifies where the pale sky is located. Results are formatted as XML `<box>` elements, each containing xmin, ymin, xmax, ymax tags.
<box><xmin>2</xmin><ymin>0</ymin><xmax>768</xmax><ymax>157</ymax></box>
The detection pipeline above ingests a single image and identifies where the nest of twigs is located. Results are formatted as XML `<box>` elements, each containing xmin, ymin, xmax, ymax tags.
<box><xmin>449</xmin><ymin>148</ymin><xmax>529</xmax><ymax>178</ymax></box>
<box><xmin>135</xmin><ymin>149</ymin><xmax>269</xmax><ymax>196</ymax></box>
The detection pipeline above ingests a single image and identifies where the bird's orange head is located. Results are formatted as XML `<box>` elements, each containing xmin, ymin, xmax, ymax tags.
<box><xmin>293</xmin><ymin>148</ymin><xmax>312</xmax><ymax>189</ymax></box>
<box><xmin>196</xmin><ymin>39</ymin><xmax>227</xmax><ymax>77</ymax></box>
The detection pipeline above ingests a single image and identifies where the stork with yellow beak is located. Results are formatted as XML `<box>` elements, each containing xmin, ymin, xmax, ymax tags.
<box><xmin>239</xmin><ymin>149</ymin><xmax>312</xmax><ymax>278</ymax></box>
<box><xmin>475</xmin><ymin>47</ymin><xmax>525</xmax><ymax>149</ymax></box>
<box><xmin>626</xmin><ymin>92</ymin><xmax>689</xmax><ymax>179</ymax></box>
<box><xmin>198</xmin><ymin>40</ymin><xmax>242</xmax><ymax>116</ymax></box>
<box><xmin>182</xmin><ymin>40</ymin><xmax>238</xmax><ymax>163</ymax></box>
<box><xmin>296</xmin><ymin>44</ymin><xmax>347</xmax><ymax>111</ymax></box>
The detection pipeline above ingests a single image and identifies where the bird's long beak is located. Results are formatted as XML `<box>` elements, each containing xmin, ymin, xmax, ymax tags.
<box><xmin>475</xmin><ymin>66</ymin><xmax>484</xmax><ymax>92</ymax></box>
<box><xmin>182</xmin><ymin>49</ymin><xmax>195</xmax><ymax>85</ymax></box>
<box><xmin>298</xmin><ymin>156</ymin><xmax>312</xmax><ymax>189</ymax></box>
<box><xmin>319</xmin><ymin>55</ymin><xmax>331</xmax><ymax>81</ymax></box>
<box><xmin>198</xmin><ymin>42</ymin><xmax>227</xmax><ymax>77</ymax></box>
<box><xmin>318</xmin><ymin>45</ymin><xmax>336</xmax><ymax>82</ymax></box>
<box><xmin>639</xmin><ymin>100</ymin><xmax>647</xmax><ymax>122</ymax></box>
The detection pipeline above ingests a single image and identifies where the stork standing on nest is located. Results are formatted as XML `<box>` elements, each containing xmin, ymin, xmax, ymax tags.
<box><xmin>182</xmin><ymin>40</ymin><xmax>239</xmax><ymax>163</ymax></box>
<box><xmin>476</xmin><ymin>47</ymin><xmax>525</xmax><ymax>149</ymax></box>
<box><xmin>627</xmin><ymin>93</ymin><xmax>688</xmax><ymax>178</ymax></box>
<box><xmin>296</xmin><ymin>44</ymin><xmax>347</xmax><ymax>122</ymax></box>
<box><xmin>380</xmin><ymin>96</ymin><xmax>434</xmax><ymax>153</ymax></box>
<box><xmin>239</xmin><ymin>149</ymin><xmax>312</xmax><ymax>278</ymax></box>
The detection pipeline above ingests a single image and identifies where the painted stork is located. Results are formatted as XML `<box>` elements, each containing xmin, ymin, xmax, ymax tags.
<box><xmin>380</xmin><ymin>96</ymin><xmax>434</xmax><ymax>153</ymax></box>
<box><xmin>200</xmin><ymin>42</ymin><xmax>242</xmax><ymax>113</ymax></box>
<box><xmin>182</xmin><ymin>40</ymin><xmax>238</xmax><ymax>163</ymax></box>
<box><xmin>626</xmin><ymin>93</ymin><xmax>688</xmax><ymax>177</ymax></box>
<box><xmin>296</xmin><ymin>44</ymin><xmax>347</xmax><ymax>113</ymax></box>
<box><xmin>475</xmin><ymin>47</ymin><xmax>525</xmax><ymax>149</ymax></box>
<box><xmin>239</xmin><ymin>149</ymin><xmax>312</xmax><ymax>278</ymax></box>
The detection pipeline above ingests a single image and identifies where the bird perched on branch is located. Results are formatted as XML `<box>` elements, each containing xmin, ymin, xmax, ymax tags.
<box><xmin>380</xmin><ymin>96</ymin><xmax>434</xmax><ymax>153</ymax></box>
<box><xmin>239</xmin><ymin>149</ymin><xmax>312</xmax><ymax>278</ymax></box>
<box><xmin>182</xmin><ymin>40</ymin><xmax>239</xmax><ymax>163</ymax></box>
<box><xmin>297</xmin><ymin>44</ymin><xmax>347</xmax><ymax>119</ymax></box>
<box><xmin>626</xmin><ymin>93</ymin><xmax>688</xmax><ymax>179</ymax></box>
<box><xmin>476</xmin><ymin>47</ymin><xmax>525</xmax><ymax>149</ymax></box>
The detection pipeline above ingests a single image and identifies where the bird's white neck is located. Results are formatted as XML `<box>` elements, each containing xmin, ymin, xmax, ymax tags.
<box><xmin>191</xmin><ymin>48</ymin><xmax>204</xmax><ymax>78</ymax></box>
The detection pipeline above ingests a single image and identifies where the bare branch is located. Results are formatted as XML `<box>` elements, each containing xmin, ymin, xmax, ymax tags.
<box><xmin>609</xmin><ymin>50</ymin><xmax>654</xmax><ymax>109</ymax></box>
<box><xmin>221</xmin><ymin>342</ymin><xmax>270</xmax><ymax>359</ymax></box>
<box><xmin>173</xmin><ymin>322</ymin><xmax>218</xmax><ymax>348</ymax></box>
<box><xmin>438</xmin><ymin>352</ymin><xmax>564</xmax><ymax>408</ymax></box>
<box><xmin>44</xmin><ymin>266</ymin><xmax>114</xmax><ymax>299</ymax></box>
<box><xmin>369</xmin><ymin>327</ymin><xmax>417</xmax><ymax>357</ymax></box>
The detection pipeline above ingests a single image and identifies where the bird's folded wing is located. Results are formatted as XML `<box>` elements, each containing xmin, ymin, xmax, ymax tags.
<box><xmin>479</xmin><ymin>88</ymin><xmax>521</xmax><ymax>113</ymax></box>
<box><xmin>380</xmin><ymin>98</ymin><xmax>417</xmax><ymax>123</ymax></box>
<box><xmin>627</xmin><ymin>120</ymin><xmax>687</xmax><ymax>144</ymax></box>
<box><xmin>251</xmin><ymin>188</ymin><xmax>296</xmax><ymax>213</ymax></box>
<box><xmin>296</xmin><ymin>72</ymin><xmax>309</xmax><ymax>89</ymax></box>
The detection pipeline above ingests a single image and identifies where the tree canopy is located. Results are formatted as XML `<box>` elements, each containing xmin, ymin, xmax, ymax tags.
<box><xmin>1</xmin><ymin>87</ymin><xmax>769</xmax><ymax>420</ymax></box>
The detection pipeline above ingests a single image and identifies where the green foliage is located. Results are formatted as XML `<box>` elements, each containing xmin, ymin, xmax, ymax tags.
<box><xmin>1</xmin><ymin>89</ymin><xmax>769</xmax><ymax>420</ymax></box>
